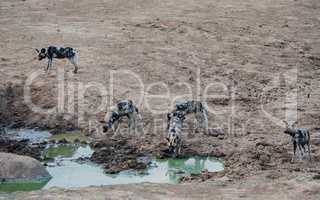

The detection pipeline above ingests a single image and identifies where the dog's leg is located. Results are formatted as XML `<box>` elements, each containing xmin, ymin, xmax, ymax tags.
<box><xmin>302</xmin><ymin>144</ymin><xmax>307</xmax><ymax>157</ymax></box>
<box><xmin>307</xmin><ymin>132</ymin><xmax>312</xmax><ymax>161</ymax></box>
<box><xmin>200</xmin><ymin>110</ymin><xmax>209</xmax><ymax>134</ymax></box>
<box><xmin>194</xmin><ymin>113</ymin><xmax>199</xmax><ymax>132</ymax></box>
<box><xmin>133</xmin><ymin>113</ymin><xmax>138</xmax><ymax>135</ymax></box>
<box><xmin>292</xmin><ymin>142</ymin><xmax>297</xmax><ymax>162</ymax></box>
<box><xmin>112</xmin><ymin>120</ymin><xmax>119</xmax><ymax>136</ymax></box>
<box><xmin>178</xmin><ymin>142</ymin><xmax>182</xmax><ymax>156</ymax></box>
<box><xmin>173</xmin><ymin>147</ymin><xmax>178</xmax><ymax>158</ymax></box>
<box><xmin>307</xmin><ymin>142</ymin><xmax>312</xmax><ymax>161</ymax></box>
<box><xmin>128</xmin><ymin>113</ymin><xmax>134</xmax><ymax>135</ymax></box>
<box><xmin>134</xmin><ymin>112</ymin><xmax>143</xmax><ymax>136</ymax></box>
<box><xmin>298</xmin><ymin>144</ymin><xmax>304</xmax><ymax>160</ymax></box>
<box><xmin>69</xmin><ymin>55</ymin><xmax>78</xmax><ymax>73</ymax></box>
<box><xmin>46</xmin><ymin>59</ymin><xmax>52</xmax><ymax>73</ymax></box>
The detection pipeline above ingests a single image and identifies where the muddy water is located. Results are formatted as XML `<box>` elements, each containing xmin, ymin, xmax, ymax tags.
<box><xmin>44</xmin><ymin>144</ymin><xmax>223</xmax><ymax>189</ymax></box>
<box><xmin>0</xmin><ymin>130</ymin><xmax>224</xmax><ymax>192</ymax></box>
<box><xmin>5</xmin><ymin>129</ymin><xmax>52</xmax><ymax>143</ymax></box>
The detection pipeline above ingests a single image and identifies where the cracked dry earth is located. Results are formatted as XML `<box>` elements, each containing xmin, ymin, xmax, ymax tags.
<box><xmin>1</xmin><ymin>0</ymin><xmax>320</xmax><ymax>199</ymax></box>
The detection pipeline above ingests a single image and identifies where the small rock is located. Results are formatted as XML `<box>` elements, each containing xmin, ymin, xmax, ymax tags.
<box><xmin>80</xmin><ymin>140</ymin><xmax>87</xmax><ymax>145</ymax></box>
<box><xmin>58</xmin><ymin>138</ymin><xmax>68</xmax><ymax>144</ymax></box>
<box><xmin>207</xmin><ymin>128</ymin><xmax>224</xmax><ymax>137</ymax></box>
<box><xmin>218</xmin><ymin>135</ymin><xmax>224</xmax><ymax>140</ymax></box>
<box><xmin>74</xmin><ymin>139</ymin><xmax>80</xmax><ymax>143</ymax></box>
<box><xmin>256</xmin><ymin>141</ymin><xmax>272</xmax><ymax>147</ymax></box>
<box><xmin>313</xmin><ymin>174</ymin><xmax>320</xmax><ymax>180</ymax></box>
<box><xmin>293</xmin><ymin>168</ymin><xmax>301</xmax><ymax>172</ymax></box>
<box><xmin>266</xmin><ymin>172</ymin><xmax>281</xmax><ymax>179</ymax></box>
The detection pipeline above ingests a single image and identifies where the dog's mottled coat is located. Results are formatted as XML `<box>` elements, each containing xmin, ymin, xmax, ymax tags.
<box><xmin>103</xmin><ymin>100</ymin><xmax>141</xmax><ymax>134</ymax></box>
<box><xmin>36</xmin><ymin>46</ymin><xmax>79</xmax><ymax>73</ymax></box>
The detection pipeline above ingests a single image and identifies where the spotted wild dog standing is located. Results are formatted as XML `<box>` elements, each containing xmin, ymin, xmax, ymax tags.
<box><xmin>166</xmin><ymin>110</ymin><xmax>186</xmax><ymax>157</ymax></box>
<box><xmin>102</xmin><ymin>100</ymin><xmax>141</xmax><ymax>134</ymax></box>
<box><xmin>283</xmin><ymin>121</ymin><xmax>311</xmax><ymax>161</ymax></box>
<box><xmin>169</xmin><ymin>100</ymin><xmax>208</xmax><ymax>133</ymax></box>
<box><xmin>36</xmin><ymin>46</ymin><xmax>79</xmax><ymax>73</ymax></box>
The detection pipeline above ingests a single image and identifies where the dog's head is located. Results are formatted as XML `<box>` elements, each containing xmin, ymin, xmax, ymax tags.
<box><xmin>283</xmin><ymin>120</ymin><xmax>297</xmax><ymax>137</ymax></box>
<box><xmin>103</xmin><ymin>112</ymin><xmax>120</xmax><ymax>133</ymax></box>
<box><xmin>166</xmin><ymin>111</ymin><xmax>184</xmax><ymax>152</ymax></box>
<box><xmin>166</xmin><ymin>129</ymin><xmax>180</xmax><ymax>152</ymax></box>
<box><xmin>175</xmin><ymin>101</ymin><xmax>189</xmax><ymax>111</ymax></box>
<box><xmin>170</xmin><ymin>110</ymin><xmax>185</xmax><ymax>121</ymax></box>
<box><xmin>36</xmin><ymin>48</ymin><xmax>47</xmax><ymax>60</ymax></box>
<box><xmin>167</xmin><ymin>110</ymin><xmax>185</xmax><ymax>129</ymax></box>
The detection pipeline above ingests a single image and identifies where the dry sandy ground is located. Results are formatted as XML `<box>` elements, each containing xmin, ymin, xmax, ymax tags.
<box><xmin>1</xmin><ymin>175</ymin><xmax>320</xmax><ymax>200</ymax></box>
<box><xmin>1</xmin><ymin>0</ymin><xmax>320</xmax><ymax>199</ymax></box>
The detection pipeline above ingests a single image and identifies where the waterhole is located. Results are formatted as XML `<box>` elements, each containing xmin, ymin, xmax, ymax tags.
<box><xmin>0</xmin><ymin>130</ymin><xmax>224</xmax><ymax>192</ymax></box>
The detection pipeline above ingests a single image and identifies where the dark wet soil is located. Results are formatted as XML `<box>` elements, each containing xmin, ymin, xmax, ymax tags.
<box><xmin>0</xmin><ymin>138</ymin><xmax>45</xmax><ymax>160</ymax></box>
<box><xmin>90</xmin><ymin>137</ymin><xmax>149</xmax><ymax>173</ymax></box>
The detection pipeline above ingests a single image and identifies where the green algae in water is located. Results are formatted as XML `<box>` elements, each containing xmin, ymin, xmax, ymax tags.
<box><xmin>155</xmin><ymin>156</ymin><xmax>224</xmax><ymax>183</ymax></box>
<box><xmin>44</xmin><ymin>145</ymin><xmax>77</xmax><ymax>160</ymax></box>
<box><xmin>49</xmin><ymin>132</ymin><xmax>89</xmax><ymax>143</ymax></box>
<box><xmin>0</xmin><ymin>179</ymin><xmax>50</xmax><ymax>193</ymax></box>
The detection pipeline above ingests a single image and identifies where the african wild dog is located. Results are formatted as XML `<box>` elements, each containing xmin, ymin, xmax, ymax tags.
<box><xmin>102</xmin><ymin>100</ymin><xmax>141</xmax><ymax>134</ymax></box>
<box><xmin>36</xmin><ymin>46</ymin><xmax>79</xmax><ymax>73</ymax></box>
<box><xmin>169</xmin><ymin>100</ymin><xmax>208</xmax><ymax>133</ymax></box>
<box><xmin>166</xmin><ymin>110</ymin><xmax>185</xmax><ymax>157</ymax></box>
<box><xmin>283</xmin><ymin>121</ymin><xmax>311</xmax><ymax>161</ymax></box>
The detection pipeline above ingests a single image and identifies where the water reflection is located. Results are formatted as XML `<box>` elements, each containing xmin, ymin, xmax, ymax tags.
<box><xmin>1</xmin><ymin>144</ymin><xmax>224</xmax><ymax>192</ymax></box>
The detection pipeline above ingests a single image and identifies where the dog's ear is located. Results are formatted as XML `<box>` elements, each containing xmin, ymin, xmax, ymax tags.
<box><xmin>41</xmin><ymin>48</ymin><xmax>46</xmax><ymax>53</ymax></box>
<box><xmin>35</xmin><ymin>49</ymin><xmax>40</xmax><ymax>53</ymax></box>
<box><xmin>292</xmin><ymin>121</ymin><xmax>298</xmax><ymax>128</ymax></box>
<box><xmin>283</xmin><ymin>120</ymin><xmax>289</xmax><ymax>128</ymax></box>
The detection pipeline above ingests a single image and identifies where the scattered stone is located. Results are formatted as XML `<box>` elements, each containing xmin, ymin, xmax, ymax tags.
<box><xmin>73</xmin><ymin>157</ymin><xmax>90</xmax><ymax>164</ymax></box>
<box><xmin>266</xmin><ymin>171</ymin><xmax>281</xmax><ymax>179</ymax></box>
<box><xmin>58</xmin><ymin>138</ymin><xmax>68</xmax><ymax>144</ymax></box>
<box><xmin>80</xmin><ymin>140</ymin><xmax>88</xmax><ymax>145</ymax></box>
<box><xmin>218</xmin><ymin>135</ymin><xmax>225</xmax><ymax>140</ymax></box>
<box><xmin>180</xmin><ymin>169</ymin><xmax>218</xmax><ymax>183</ymax></box>
<box><xmin>293</xmin><ymin>168</ymin><xmax>301</xmax><ymax>172</ymax></box>
<box><xmin>74</xmin><ymin>138</ymin><xmax>80</xmax><ymax>143</ymax></box>
<box><xmin>312</xmin><ymin>174</ymin><xmax>320</xmax><ymax>180</ymax></box>
<box><xmin>256</xmin><ymin>141</ymin><xmax>273</xmax><ymax>147</ymax></box>
<box><xmin>0</xmin><ymin>138</ymin><xmax>44</xmax><ymax>160</ymax></box>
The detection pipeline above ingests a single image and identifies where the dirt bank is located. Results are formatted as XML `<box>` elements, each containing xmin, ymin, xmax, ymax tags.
<box><xmin>2</xmin><ymin>175</ymin><xmax>320</xmax><ymax>200</ymax></box>
<box><xmin>0</xmin><ymin>138</ymin><xmax>45</xmax><ymax>160</ymax></box>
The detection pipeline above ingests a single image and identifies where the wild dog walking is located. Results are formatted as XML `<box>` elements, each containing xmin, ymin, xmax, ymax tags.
<box><xmin>36</xmin><ymin>46</ymin><xmax>79</xmax><ymax>73</ymax></box>
<box><xmin>102</xmin><ymin>100</ymin><xmax>141</xmax><ymax>134</ymax></box>
<box><xmin>283</xmin><ymin>121</ymin><xmax>311</xmax><ymax>161</ymax></box>
<box><xmin>170</xmin><ymin>100</ymin><xmax>208</xmax><ymax>133</ymax></box>
<box><xmin>166</xmin><ymin>110</ymin><xmax>186</xmax><ymax>157</ymax></box>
